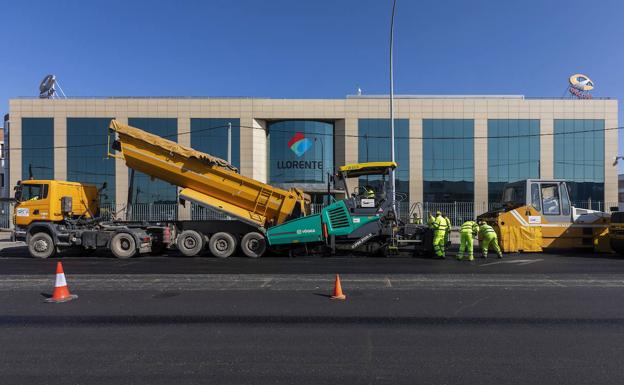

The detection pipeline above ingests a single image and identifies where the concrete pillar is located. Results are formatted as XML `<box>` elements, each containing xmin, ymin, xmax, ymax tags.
<box><xmin>251</xmin><ymin>119</ymin><xmax>267</xmax><ymax>183</ymax></box>
<box><xmin>53</xmin><ymin>117</ymin><xmax>66</xmax><ymax>180</ymax></box>
<box><xmin>409</xmin><ymin>117</ymin><xmax>423</xmax><ymax>205</ymax></box>
<box><xmin>239</xmin><ymin>116</ymin><xmax>254</xmax><ymax>179</ymax></box>
<box><xmin>114</xmin><ymin>117</ymin><xmax>129</xmax><ymax>215</ymax></box>
<box><xmin>9</xmin><ymin>116</ymin><xmax>21</xmax><ymax>189</ymax></box>
<box><xmin>474</xmin><ymin>118</ymin><xmax>488</xmax><ymax>214</ymax></box>
<box><xmin>336</xmin><ymin>117</ymin><xmax>359</xmax><ymax>192</ymax></box>
<box><xmin>540</xmin><ymin>118</ymin><xmax>554</xmax><ymax>179</ymax></box>
<box><xmin>177</xmin><ymin>117</ymin><xmax>191</xmax><ymax>220</ymax></box>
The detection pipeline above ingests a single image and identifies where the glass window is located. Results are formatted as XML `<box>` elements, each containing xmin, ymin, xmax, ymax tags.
<box><xmin>531</xmin><ymin>183</ymin><xmax>541</xmax><ymax>212</ymax></box>
<box><xmin>554</xmin><ymin>119</ymin><xmax>604</xmax><ymax>208</ymax></box>
<box><xmin>488</xmin><ymin>120</ymin><xmax>540</xmax><ymax>203</ymax></box>
<box><xmin>67</xmin><ymin>118</ymin><xmax>115</xmax><ymax>204</ymax></box>
<box><xmin>423</xmin><ymin>119</ymin><xmax>473</xmax><ymax>203</ymax></box>
<box><xmin>268</xmin><ymin>120</ymin><xmax>334</xmax><ymax>190</ymax></box>
<box><xmin>358</xmin><ymin>119</ymin><xmax>409</xmax><ymax>202</ymax></box>
<box><xmin>541</xmin><ymin>184</ymin><xmax>560</xmax><ymax>215</ymax></box>
<box><xmin>19</xmin><ymin>184</ymin><xmax>48</xmax><ymax>201</ymax></box>
<box><xmin>128</xmin><ymin>118</ymin><xmax>178</xmax><ymax>204</ymax></box>
<box><xmin>191</xmin><ymin>118</ymin><xmax>240</xmax><ymax>170</ymax></box>
<box><xmin>22</xmin><ymin>118</ymin><xmax>54</xmax><ymax>180</ymax></box>
<box><xmin>560</xmin><ymin>182</ymin><xmax>571</xmax><ymax>216</ymax></box>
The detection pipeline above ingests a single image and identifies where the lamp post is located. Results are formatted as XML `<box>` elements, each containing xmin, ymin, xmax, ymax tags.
<box><xmin>389</xmin><ymin>0</ymin><xmax>397</xmax><ymax>211</ymax></box>
<box><xmin>227</xmin><ymin>122</ymin><xmax>232</xmax><ymax>164</ymax></box>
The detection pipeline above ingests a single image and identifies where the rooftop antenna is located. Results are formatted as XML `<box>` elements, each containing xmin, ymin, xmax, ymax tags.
<box><xmin>356</xmin><ymin>85</ymin><xmax>362</xmax><ymax>96</ymax></box>
<box><xmin>38</xmin><ymin>74</ymin><xmax>67</xmax><ymax>99</ymax></box>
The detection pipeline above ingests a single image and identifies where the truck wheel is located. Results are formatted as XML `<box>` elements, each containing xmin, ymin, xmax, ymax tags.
<box><xmin>110</xmin><ymin>233</ymin><xmax>137</xmax><ymax>259</ymax></box>
<box><xmin>176</xmin><ymin>230</ymin><xmax>204</xmax><ymax>257</ymax></box>
<box><xmin>241</xmin><ymin>232</ymin><xmax>267</xmax><ymax>258</ymax></box>
<box><xmin>209</xmin><ymin>232</ymin><xmax>237</xmax><ymax>258</ymax></box>
<box><xmin>28</xmin><ymin>232</ymin><xmax>55</xmax><ymax>259</ymax></box>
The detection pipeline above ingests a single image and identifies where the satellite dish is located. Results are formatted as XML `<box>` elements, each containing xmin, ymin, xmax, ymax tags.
<box><xmin>39</xmin><ymin>74</ymin><xmax>56</xmax><ymax>98</ymax></box>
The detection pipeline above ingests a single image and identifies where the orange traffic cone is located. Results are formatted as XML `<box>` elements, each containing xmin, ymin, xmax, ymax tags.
<box><xmin>330</xmin><ymin>274</ymin><xmax>346</xmax><ymax>300</ymax></box>
<box><xmin>45</xmin><ymin>262</ymin><xmax>78</xmax><ymax>303</ymax></box>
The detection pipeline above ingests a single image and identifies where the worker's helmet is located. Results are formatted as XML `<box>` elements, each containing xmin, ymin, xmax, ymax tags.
<box><xmin>436</xmin><ymin>211</ymin><xmax>441</xmax><ymax>216</ymax></box>
<box><xmin>478</xmin><ymin>220</ymin><xmax>486</xmax><ymax>225</ymax></box>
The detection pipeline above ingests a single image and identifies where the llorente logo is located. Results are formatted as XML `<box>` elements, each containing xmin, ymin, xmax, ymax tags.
<box><xmin>287</xmin><ymin>132</ymin><xmax>313</xmax><ymax>157</ymax></box>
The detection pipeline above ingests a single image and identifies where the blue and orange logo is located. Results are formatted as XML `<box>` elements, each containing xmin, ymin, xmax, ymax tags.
<box><xmin>287</xmin><ymin>132</ymin><xmax>313</xmax><ymax>157</ymax></box>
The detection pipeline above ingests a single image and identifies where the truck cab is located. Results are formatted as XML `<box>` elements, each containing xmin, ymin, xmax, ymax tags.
<box><xmin>13</xmin><ymin>180</ymin><xmax>99</xmax><ymax>228</ymax></box>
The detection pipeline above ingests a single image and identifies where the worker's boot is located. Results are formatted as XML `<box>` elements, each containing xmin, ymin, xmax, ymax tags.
<box><xmin>468</xmin><ymin>255</ymin><xmax>474</xmax><ymax>261</ymax></box>
<box><xmin>456</xmin><ymin>254</ymin><xmax>463</xmax><ymax>261</ymax></box>
<box><xmin>497</xmin><ymin>252</ymin><xmax>503</xmax><ymax>259</ymax></box>
<box><xmin>482</xmin><ymin>252</ymin><xmax>488</xmax><ymax>259</ymax></box>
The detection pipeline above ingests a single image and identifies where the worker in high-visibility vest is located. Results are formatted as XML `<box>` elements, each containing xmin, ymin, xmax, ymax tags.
<box><xmin>457</xmin><ymin>220</ymin><xmax>479</xmax><ymax>261</ymax></box>
<box><xmin>478</xmin><ymin>221</ymin><xmax>503</xmax><ymax>259</ymax></box>
<box><xmin>364</xmin><ymin>186</ymin><xmax>376</xmax><ymax>199</ymax></box>
<box><xmin>427</xmin><ymin>213</ymin><xmax>435</xmax><ymax>231</ymax></box>
<box><xmin>432</xmin><ymin>211</ymin><xmax>448</xmax><ymax>259</ymax></box>
<box><xmin>443</xmin><ymin>213</ymin><xmax>452</xmax><ymax>246</ymax></box>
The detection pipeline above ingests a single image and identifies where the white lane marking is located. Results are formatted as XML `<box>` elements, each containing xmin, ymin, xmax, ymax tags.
<box><xmin>480</xmin><ymin>259</ymin><xmax>543</xmax><ymax>267</ymax></box>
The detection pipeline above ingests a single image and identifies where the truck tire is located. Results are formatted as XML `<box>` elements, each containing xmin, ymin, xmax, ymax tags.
<box><xmin>241</xmin><ymin>232</ymin><xmax>266</xmax><ymax>258</ymax></box>
<box><xmin>28</xmin><ymin>232</ymin><xmax>55</xmax><ymax>259</ymax></box>
<box><xmin>110</xmin><ymin>233</ymin><xmax>137</xmax><ymax>259</ymax></box>
<box><xmin>209</xmin><ymin>232</ymin><xmax>237</xmax><ymax>258</ymax></box>
<box><xmin>176</xmin><ymin>230</ymin><xmax>204</xmax><ymax>257</ymax></box>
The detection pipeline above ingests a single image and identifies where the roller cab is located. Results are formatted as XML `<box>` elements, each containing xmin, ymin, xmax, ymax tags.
<box><xmin>478</xmin><ymin>179</ymin><xmax>610</xmax><ymax>253</ymax></box>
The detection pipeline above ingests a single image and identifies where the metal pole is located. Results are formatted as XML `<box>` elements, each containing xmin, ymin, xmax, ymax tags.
<box><xmin>389</xmin><ymin>0</ymin><xmax>397</xmax><ymax>211</ymax></box>
<box><xmin>127</xmin><ymin>168</ymin><xmax>135</xmax><ymax>221</ymax></box>
<box><xmin>227</xmin><ymin>122</ymin><xmax>232</xmax><ymax>164</ymax></box>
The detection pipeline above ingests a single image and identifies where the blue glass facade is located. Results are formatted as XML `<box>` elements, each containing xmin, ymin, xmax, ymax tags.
<box><xmin>67</xmin><ymin>118</ymin><xmax>115</xmax><ymax>203</ymax></box>
<box><xmin>488</xmin><ymin>119</ymin><xmax>540</xmax><ymax>203</ymax></box>
<box><xmin>22</xmin><ymin>118</ymin><xmax>54</xmax><ymax>181</ymax></box>
<box><xmin>268</xmin><ymin>120</ymin><xmax>334</xmax><ymax>188</ymax></box>
<box><xmin>554</xmin><ymin>119</ymin><xmax>604</xmax><ymax>204</ymax></box>
<box><xmin>423</xmin><ymin>119</ymin><xmax>474</xmax><ymax>202</ymax></box>
<box><xmin>191</xmin><ymin>118</ymin><xmax>240</xmax><ymax>169</ymax></box>
<box><xmin>128</xmin><ymin>118</ymin><xmax>178</xmax><ymax>204</ymax></box>
<box><xmin>358</xmin><ymin>119</ymin><xmax>409</xmax><ymax>202</ymax></box>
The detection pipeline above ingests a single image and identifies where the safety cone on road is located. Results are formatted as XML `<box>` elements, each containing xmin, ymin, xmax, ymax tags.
<box><xmin>330</xmin><ymin>274</ymin><xmax>346</xmax><ymax>300</ymax></box>
<box><xmin>45</xmin><ymin>262</ymin><xmax>78</xmax><ymax>303</ymax></box>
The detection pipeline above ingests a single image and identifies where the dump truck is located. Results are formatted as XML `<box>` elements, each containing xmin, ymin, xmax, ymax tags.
<box><xmin>477</xmin><ymin>179</ymin><xmax>611</xmax><ymax>253</ymax></box>
<box><xmin>12</xmin><ymin>179</ymin><xmax>162</xmax><ymax>258</ymax></box>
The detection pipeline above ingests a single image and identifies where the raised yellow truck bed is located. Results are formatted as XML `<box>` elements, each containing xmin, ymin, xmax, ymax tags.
<box><xmin>109</xmin><ymin>120</ymin><xmax>308</xmax><ymax>229</ymax></box>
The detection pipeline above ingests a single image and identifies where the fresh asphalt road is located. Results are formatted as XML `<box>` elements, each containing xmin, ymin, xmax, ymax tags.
<box><xmin>3</xmin><ymin>242</ymin><xmax>624</xmax><ymax>384</ymax></box>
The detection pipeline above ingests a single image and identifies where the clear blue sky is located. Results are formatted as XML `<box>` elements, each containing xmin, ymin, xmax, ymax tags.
<box><xmin>2</xmin><ymin>0</ymin><xmax>622</xmax><ymax>158</ymax></box>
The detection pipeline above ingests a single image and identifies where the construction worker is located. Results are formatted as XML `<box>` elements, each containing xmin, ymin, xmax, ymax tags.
<box><xmin>443</xmin><ymin>213</ymin><xmax>452</xmax><ymax>246</ymax></box>
<box><xmin>432</xmin><ymin>211</ymin><xmax>448</xmax><ymax>259</ymax></box>
<box><xmin>457</xmin><ymin>219</ymin><xmax>479</xmax><ymax>261</ymax></box>
<box><xmin>478</xmin><ymin>220</ymin><xmax>503</xmax><ymax>259</ymax></box>
<box><xmin>364</xmin><ymin>185</ymin><xmax>376</xmax><ymax>199</ymax></box>
<box><xmin>427</xmin><ymin>212</ymin><xmax>435</xmax><ymax>228</ymax></box>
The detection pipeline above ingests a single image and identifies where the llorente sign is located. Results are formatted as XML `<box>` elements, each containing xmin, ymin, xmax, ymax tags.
<box><xmin>276</xmin><ymin>132</ymin><xmax>324</xmax><ymax>170</ymax></box>
<box><xmin>568</xmin><ymin>74</ymin><xmax>594</xmax><ymax>99</ymax></box>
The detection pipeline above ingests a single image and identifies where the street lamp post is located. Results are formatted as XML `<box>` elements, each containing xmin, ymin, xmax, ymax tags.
<box><xmin>389</xmin><ymin>0</ymin><xmax>397</xmax><ymax>211</ymax></box>
<box><xmin>227</xmin><ymin>122</ymin><xmax>232</xmax><ymax>164</ymax></box>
